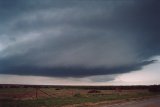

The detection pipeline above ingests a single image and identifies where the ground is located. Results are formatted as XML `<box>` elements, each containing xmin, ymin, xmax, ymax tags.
<box><xmin>0</xmin><ymin>86</ymin><xmax>159</xmax><ymax>107</ymax></box>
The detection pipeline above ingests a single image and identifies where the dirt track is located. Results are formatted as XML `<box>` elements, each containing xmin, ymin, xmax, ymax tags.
<box><xmin>101</xmin><ymin>97</ymin><xmax>160</xmax><ymax>107</ymax></box>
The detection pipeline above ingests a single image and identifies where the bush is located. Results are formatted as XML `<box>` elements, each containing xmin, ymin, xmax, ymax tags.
<box><xmin>88</xmin><ymin>90</ymin><xmax>100</xmax><ymax>93</ymax></box>
<box><xmin>74</xmin><ymin>93</ymin><xmax>82</xmax><ymax>97</ymax></box>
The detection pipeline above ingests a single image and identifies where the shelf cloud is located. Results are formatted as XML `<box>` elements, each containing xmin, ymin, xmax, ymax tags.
<box><xmin>0</xmin><ymin>0</ymin><xmax>159</xmax><ymax>78</ymax></box>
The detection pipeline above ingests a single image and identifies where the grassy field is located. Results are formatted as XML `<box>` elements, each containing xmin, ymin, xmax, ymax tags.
<box><xmin>0</xmin><ymin>87</ymin><xmax>159</xmax><ymax>107</ymax></box>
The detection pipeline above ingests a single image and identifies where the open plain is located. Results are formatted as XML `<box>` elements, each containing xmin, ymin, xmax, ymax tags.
<box><xmin>0</xmin><ymin>84</ymin><xmax>159</xmax><ymax>107</ymax></box>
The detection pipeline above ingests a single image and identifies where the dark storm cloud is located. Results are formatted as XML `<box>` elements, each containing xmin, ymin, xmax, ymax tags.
<box><xmin>0</xmin><ymin>57</ymin><xmax>156</xmax><ymax>77</ymax></box>
<box><xmin>0</xmin><ymin>0</ymin><xmax>159</xmax><ymax>78</ymax></box>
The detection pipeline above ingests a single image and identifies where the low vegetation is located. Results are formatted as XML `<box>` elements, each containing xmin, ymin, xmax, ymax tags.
<box><xmin>0</xmin><ymin>85</ymin><xmax>160</xmax><ymax>107</ymax></box>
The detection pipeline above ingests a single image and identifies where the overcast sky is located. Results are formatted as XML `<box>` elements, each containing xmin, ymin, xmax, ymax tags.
<box><xmin>0</xmin><ymin>0</ymin><xmax>160</xmax><ymax>85</ymax></box>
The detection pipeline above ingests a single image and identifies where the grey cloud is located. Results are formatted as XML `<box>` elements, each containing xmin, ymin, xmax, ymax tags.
<box><xmin>0</xmin><ymin>0</ymin><xmax>159</xmax><ymax>78</ymax></box>
<box><xmin>0</xmin><ymin>57</ymin><xmax>156</xmax><ymax>77</ymax></box>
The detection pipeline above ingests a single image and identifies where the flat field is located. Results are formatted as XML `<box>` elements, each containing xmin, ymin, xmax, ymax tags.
<box><xmin>0</xmin><ymin>85</ymin><xmax>159</xmax><ymax>107</ymax></box>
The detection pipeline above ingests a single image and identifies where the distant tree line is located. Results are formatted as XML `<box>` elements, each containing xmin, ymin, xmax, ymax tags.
<box><xmin>148</xmin><ymin>85</ymin><xmax>160</xmax><ymax>92</ymax></box>
<box><xmin>0</xmin><ymin>84</ymin><xmax>160</xmax><ymax>92</ymax></box>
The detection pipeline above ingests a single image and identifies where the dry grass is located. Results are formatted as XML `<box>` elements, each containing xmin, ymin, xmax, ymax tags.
<box><xmin>0</xmin><ymin>88</ymin><xmax>158</xmax><ymax>107</ymax></box>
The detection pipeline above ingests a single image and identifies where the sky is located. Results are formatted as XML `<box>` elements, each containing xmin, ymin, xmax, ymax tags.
<box><xmin>0</xmin><ymin>0</ymin><xmax>160</xmax><ymax>85</ymax></box>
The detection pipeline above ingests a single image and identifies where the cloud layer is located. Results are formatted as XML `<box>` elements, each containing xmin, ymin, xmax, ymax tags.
<box><xmin>0</xmin><ymin>0</ymin><xmax>159</xmax><ymax>77</ymax></box>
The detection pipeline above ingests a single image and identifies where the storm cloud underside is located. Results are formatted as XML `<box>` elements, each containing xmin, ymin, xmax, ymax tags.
<box><xmin>0</xmin><ymin>0</ymin><xmax>159</xmax><ymax>77</ymax></box>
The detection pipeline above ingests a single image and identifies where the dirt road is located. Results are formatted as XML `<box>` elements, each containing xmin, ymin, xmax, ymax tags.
<box><xmin>101</xmin><ymin>97</ymin><xmax>160</xmax><ymax>107</ymax></box>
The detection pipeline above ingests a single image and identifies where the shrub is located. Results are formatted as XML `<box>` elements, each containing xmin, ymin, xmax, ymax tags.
<box><xmin>74</xmin><ymin>93</ymin><xmax>82</xmax><ymax>97</ymax></box>
<box><xmin>88</xmin><ymin>90</ymin><xmax>100</xmax><ymax>93</ymax></box>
